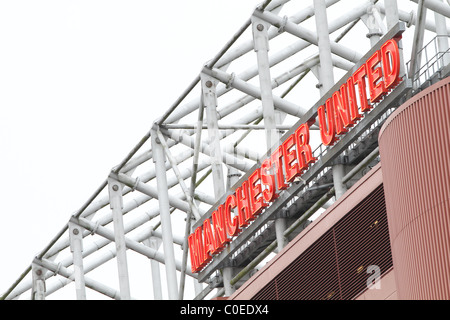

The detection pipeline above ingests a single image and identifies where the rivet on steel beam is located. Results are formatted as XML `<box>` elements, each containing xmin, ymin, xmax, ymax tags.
<box><xmin>73</xmin><ymin>228</ymin><xmax>79</xmax><ymax>235</ymax></box>
<box><xmin>257</xmin><ymin>24</ymin><xmax>264</xmax><ymax>31</ymax></box>
<box><xmin>205</xmin><ymin>80</ymin><xmax>213</xmax><ymax>88</ymax></box>
<box><xmin>112</xmin><ymin>185</ymin><xmax>119</xmax><ymax>191</ymax></box>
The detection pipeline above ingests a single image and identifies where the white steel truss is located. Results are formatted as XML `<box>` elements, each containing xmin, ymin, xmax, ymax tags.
<box><xmin>2</xmin><ymin>0</ymin><xmax>450</xmax><ymax>300</ymax></box>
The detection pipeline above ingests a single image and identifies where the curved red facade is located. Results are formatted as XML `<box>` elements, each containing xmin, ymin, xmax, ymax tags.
<box><xmin>379</xmin><ymin>77</ymin><xmax>450</xmax><ymax>299</ymax></box>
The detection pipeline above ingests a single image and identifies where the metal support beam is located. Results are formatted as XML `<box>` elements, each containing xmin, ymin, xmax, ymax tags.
<box><xmin>376</xmin><ymin>2</ymin><xmax>450</xmax><ymax>34</ymax></box>
<box><xmin>434</xmin><ymin>0</ymin><xmax>450</xmax><ymax>66</ymax></box>
<box><xmin>252</xmin><ymin>14</ymin><xmax>290</xmax><ymax>252</ymax></box>
<box><xmin>107</xmin><ymin>177</ymin><xmax>131</xmax><ymax>300</ymax></box>
<box><xmin>151</xmin><ymin>127</ymin><xmax>179</xmax><ymax>300</ymax></box>
<box><xmin>314</xmin><ymin>0</ymin><xmax>348</xmax><ymax>200</ymax></box>
<box><xmin>384</xmin><ymin>0</ymin><xmax>400</xmax><ymax>30</ymax></box>
<box><xmin>411</xmin><ymin>0</ymin><xmax>450</xmax><ymax>19</ymax></box>
<box><xmin>68</xmin><ymin>219</ymin><xmax>86</xmax><ymax>300</ymax></box>
<box><xmin>214</xmin><ymin>0</ymin><xmax>338</xmax><ymax>69</ymax></box>
<box><xmin>253</xmin><ymin>8</ymin><xmax>363</xmax><ymax>63</ymax></box>
<box><xmin>252</xmin><ymin>16</ymin><xmax>278</xmax><ymax>150</ymax></box>
<box><xmin>155</xmin><ymin>129</ymin><xmax>201</xmax><ymax>220</ymax></box>
<box><xmin>314</xmin><ymin>0</ymin><xmax>335</xmax><ymax>92</ymax></box>
<box><xmin>155</xmin><ymin>128</ymin><xmax>200</xmax><ymax>299</ymax></box>
<box><xmin>33</xmin><ymin>257</ymin><xmax>123</xmax><ymax>300</ymax></box>
<box><xmin>180</xmin><ymin>102</ymin><xmax>204</xmax><ymax>299</ymax></box>
<box><xmin>384</xmin><ymin>0</ymin><xmax>406</xmax><ymax>77</ymax></box>
<box><xmin>222</xmin><ymin>166</ymin><xmax>241</xmax><ymax>296</ymax></box>
<box><xmin>201</xmin><ymin>66</ymin><xmax>308</xmax><ymax>118</ymax></box>
<box><xmin>114</xmin><ymin>171</ymin><xmax>191</xmax><ymax>213</ymax></box>
<box><xmin>409</xmin><ymin>0</ymin><xmax>427</xmax><ymax>83</ymax></box>
<box><xmin>159</xmin><ymin>126</ymin><xmax>254</xmax><ymax>173</ymax></box>
<box><xmin>201</xmin><ymin>73</ymin><xmax>226</xmax><ymax>198</ymax></box>
<box><xmin>223</xmin><ymin>267</ymin><xmax>236</xmax><ymax>296</ymax></box>
<box><xmin>162</xmin><ymin>123</ymin><xmax>295</xmax><ymax>130</ymax></box>
<box><xmin>74</xmin><ymin>217</ymin><xmax>195</xmax><ymax>277</ymax></box>
<box><xmin>361</xmin><ymin>5</ymin><xmax>383</xmax><ymax>46</ymax></box>
<box><xmin>31</xmin><ymin>260</ymin><xmax>46</xmax><ymax>300</ymax></box>
<box><xmin>332</xmin><ymin>163</ymin><xmax>348</xmax><ymax>199</ymax></box>
<box><xmin>370</xmin><ymin>4</ymin><xmax>388</xmax><ymax>35</ymax></box>
<box><xmin>143</xmin><ymin>237</ymin><xmax>163</xmax><ymax>300</ymax></box>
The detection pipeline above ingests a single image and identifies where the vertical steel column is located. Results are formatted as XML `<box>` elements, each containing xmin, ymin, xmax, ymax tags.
<box><xmin>314</xmin><ymin>0</ymin><xmax>348</xmax><ymax>200</ymax></box>
<box><xmin>314</xmin><ymin>0</ymin><xmax>335</xmax><ymax>92</ymax></box>
<box><xmin>223</xmin><ymin>166</ymin><xmax>241</xmax><ymax>296</ymax></box>
<box><xmin>370</xmin><ymin>5</ymin><xmax>387</xmax><ymax>35</ymax></box>
<box><xmin>363</xmin><ymin>5</ymin><xmax>383</xmax><ymax>46</ymax></box>
<box><xmin>68</xmin><ymin>219</ymin><xmax>86</xmax><ymax>300</ymax></box>
<box><xmin>409</xmin><ymin>0</ymin><xmax>427</xmax><ymax>82</ymax></box>
<box><xmin>332</xmin><ymin>164</ymin><xmax>347</xmax><ymax>199</ymax></box>
<box><xmin>222</xmin><ymin>267</ymin><xmax>236</xmax><ymax>296</ymax></box>
<box><xmin>384</xmin><ymin>0</ymin><xmax>400</xmax><ymax>30</ymax></box>
<box><xmin>385</xmin><ymin>0</ymin><xmax>406</xmax><ymax>77</ymax></box>
<box><xmin>252</xmin><ymin>14</ymin><xmax>288</xmax><ymax>251</ymax></box>
<box><xmin>434</xmin><ymin>0</ymin><xmax>450</xmax><ymax>66</ymax></box>
<box><xmin>31</xmin><ymin>260</ymin><xmax>46</xmax><ymax>300</ymax></box>
<box><xmin>151</xmin><ymin>127</ymin><xmax>179</xmax><ymax>300</ymax></box>
<box><xmin>201</xmin><ymin>73</ymin><xmax>225</xmax><ymax>198</ymax></box>
<box><xmin>143</xmin><ymin>237</ymin><xmax>163</xmax><ymax>300</ymax></box>
<box><xmin>188</xmin><ymin>101</ymin><xmax>205</xmax><ymax>298</ymax></box>
<box><xmin>252</xmin><ymin>15</ymin><xmax>278</xmax><ymax>150</ymax></box>
<box><xmin>155</xmin><ymin>128</ymin><xmax>200</xmax><ymax>299</ymax></box>
<box><xmin>107</xmin><ymin>177</ymin><xmax>131</xmax><ymax>300</ymax></box>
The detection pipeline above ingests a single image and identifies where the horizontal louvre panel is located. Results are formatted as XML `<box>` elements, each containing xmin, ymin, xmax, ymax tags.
<box><xmin>251</xmin><ymin>185</ymin><xmax>392</xmax><ymax>300</ymax></box>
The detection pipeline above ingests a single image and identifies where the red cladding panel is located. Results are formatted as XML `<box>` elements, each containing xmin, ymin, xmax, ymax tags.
<box><xmin>379</xmin><ymin>77</ymin><xmax>450</xmax><ymax>300</ymax></box>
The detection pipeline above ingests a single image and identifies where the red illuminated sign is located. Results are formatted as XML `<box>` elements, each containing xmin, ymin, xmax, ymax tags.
<box><xmin>189</xmin><ymin>38</ymin><xmax>402</xmax><ymax>274</ymax></box>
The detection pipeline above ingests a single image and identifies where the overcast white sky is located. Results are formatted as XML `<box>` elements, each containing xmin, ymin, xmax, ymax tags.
<box><xmin>0</xmin><ymin>0</ymin><xmax>263</xmax><ymax>299</ymax></box>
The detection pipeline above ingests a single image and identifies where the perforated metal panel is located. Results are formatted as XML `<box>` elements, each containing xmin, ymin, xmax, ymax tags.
<box><xmin>251</xmin><ymin>185</ymin><xmax>392</xmax><ymax>300</ymax></box>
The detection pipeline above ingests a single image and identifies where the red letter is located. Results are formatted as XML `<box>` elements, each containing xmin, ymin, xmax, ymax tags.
<box><xmin>282</xmin><ymin>134</ymin><xmax>300</xmax><ymax>183</ymax></box>
<box><xmin>188</xmin><ymin>233</ymin><xmax>200</xmax><ymax>273</ymax></box>
<box><xmin>224</xmin><ymin>194</ymin><xmax>239</xmax><ymax>237</ymax></box>
<box><xmin>366</xmin><ymin>50</ymin><xmax>387</xmax><ymax>103</ymax></box>
<box><xmin>318</xmin><ymin>98</ymin><xmax>336</xmax><ymax>146</ymax></box>
<box><xmin>235</xmin><ymin>181</ymin><xmax>251</xmax><ymax>228</ymax></box>
<box><xmin>381</xmin><ymin>39</ymin><xmax>401</xmax><ymax>90</ymax></box>
<box><xmin>353</xmin><ymin>64</ymin><xmax>370</xmax><ymax>112</ymax></box>
<box><xmin>212</xmin><ymin>205</ymin><xmax>228</xmax><ymax>253</ymax></box>
<box><xmin>188</xmin><ymin>226</ymin><xmax>205</xmax><ymax>273</ymax></box>
<box><xmin>261</xmin><ymin>158</ymin><xmax>277</xmax><ymax>203</ymax></box>
<box><xmin>347</xmin><ymin>77</ymin><xmax>362</xmax><ymax>124</ymax></box>
<box><xmin>332</xmin><ymin>83</ymin><xmax>351</xmax><ymax>135</ymax></box>
<box><xmin>202</xmin><ymin>219</ymin><xmax>215</xmax><ymax>264</ymax></box>
<box><xmin>248</xmin><ymin>168</ymin><xmax>265</xmax><ymax>218</ymax></box>
<box><xmin>295</xmin><ymin>123</ymin><xmax>317</xmax><ymax>172</ymax></box>
<box><xmin>270</xmin><ymin>145</ymin><xmax>288</xmax><ymax>191</ymax></box>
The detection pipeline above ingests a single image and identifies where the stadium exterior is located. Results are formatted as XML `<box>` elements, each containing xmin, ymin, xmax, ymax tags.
<box><xmin>2</xmin><ymin>0</ymin><xmax>450</xmax><ymax>300</ymax></box>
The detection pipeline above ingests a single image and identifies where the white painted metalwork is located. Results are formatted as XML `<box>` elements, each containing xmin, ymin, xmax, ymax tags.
<box><xmin>2</xmin><ymin>0</ymin><xmax>450</xmax><ymax>300</ymax></box>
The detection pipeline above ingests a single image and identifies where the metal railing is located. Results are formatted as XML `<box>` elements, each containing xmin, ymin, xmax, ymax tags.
<box><xmin>407</xmin><ymin>35</ymin><xmax>450</xmax><ymax>89</ymax></box>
